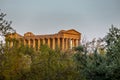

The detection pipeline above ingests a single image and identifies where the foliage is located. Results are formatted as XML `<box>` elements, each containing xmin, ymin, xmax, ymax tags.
<box><xmin>0</xmin><ymin>43</ymin><xmax>80</xmax><ymax>80</ymax></box>
<box><xmin>105</xmin><ymin>25</ymin><xmax>120</xmax><ymax>62</ymax></box>
<box><xmin>105</xmin><ymin>25</ymin><xmax>120</xmax><ymax>80</ymax></box>
<box><xmin>0</xmin><ymin>10</ymin><xmax>15</xmax><ymax>36</ymax></box>
<box><xmin>0</xmin><ymin>10</ymin><xmax>16</xmax><ymax>80</ymax></box>
<box><xmin>74</xmin><ymin>25</ymin><xmax>120</xmax><ymax>80</ymax></box>
<box><xmin>19</xmin><ymin>45</ymin><xmax>79</xmax><ymax>80</ymax></box>
<box><xmin>0</xmin><ymin>45</ymin><xmax>32</xmax><ymax>80</ymax></box>
<box><xmin>105</xmin><ymin>25</ymin><xmax>120</xmax><ymax>47</ymax></box>
<box><xmin>74</xmin><ymin>45</ymin><xmax>84</xmax><ymax>52</ymax></box>
<box><xmin>74</xmin><ymin>50</ymin><xmax>108</xmax><ymax>80</ymax></box>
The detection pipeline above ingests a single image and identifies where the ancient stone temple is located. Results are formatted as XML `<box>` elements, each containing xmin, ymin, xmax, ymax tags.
<box><xmin>5</xmin><ymin>29</ymin><xmax>81</xmax><ymax>50</ymax></box>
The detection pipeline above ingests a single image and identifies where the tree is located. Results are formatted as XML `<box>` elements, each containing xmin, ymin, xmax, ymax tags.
<box><xmin>74</xmin><ymin>26</ymin><xmax>120</xmax><ymax>80</ymax></box>
<box><xmin>0</xmin><ymin>43</ymin><xmax>33</xmax><ymax>80</ymax></box>
<box><xmin>19</xmin><ymin>45</ymin><xmax>79</xmax><ymax>80</ymax></box>
<box><xmin>0</xmin><ymin>10</ymin><xmax>15</xmax><ymax>37</ymax></box>
<box><xmin>0</xmin><ymin>10</ymin><xmax>18</xmax><ymax>80</ymax></box>
<box><xmin>105</xmin><ymin>25</ymin><xmax>120</xmax><ymax>47</ymax></box>
<box><xmin>105</xmin><ymin>25</ymin><xmax>120</xmax><ymax>59</ymax></box>
<box><xmin>0</xmin><ymin>10</ymin><xmax>15</xmax><ymax>54</ymax></box>
<box><xmin>104</xmin><ymin>25</ymin><xmax>120</xmax><ymax>80</ymax></box>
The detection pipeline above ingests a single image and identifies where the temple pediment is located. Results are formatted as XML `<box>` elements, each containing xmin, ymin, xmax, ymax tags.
<box><xmin>63</xmin><ymin>29</ymin><xmax>81</xmax><ymax>35</ymax></box>
<box><xmin>24</xmin><ymin>32</ymin><xmax>35</xmax><ymax>37</ymax></box>
<box><xmin>6</xmin><ymin>33</ymin><xmax>22</xmax><ymax>38</ymax></box>
<box><xmin>14</xmin><ymin>33</ymin><xmax>22</xmax><ymax>38</ymax></box>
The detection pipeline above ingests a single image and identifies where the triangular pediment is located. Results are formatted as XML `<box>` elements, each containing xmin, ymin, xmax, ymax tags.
<box><xmin>14</xmin><ymin>33</ymin><xmax>22</xmax><ymax>38</ymax></box>
<box><xmin>24</xmin><ymin>32</ymin><xmax>35</xmax><ymax>37</ymax></box>
<box><xmin>64</xmin><ymin>29</ymin><xmax>81</xmax><ymax>35</ymax></box>
<box><xmin>6</xmin><ymin>33</ymin><xmax>22</xmax><ymax>38</ymax></box>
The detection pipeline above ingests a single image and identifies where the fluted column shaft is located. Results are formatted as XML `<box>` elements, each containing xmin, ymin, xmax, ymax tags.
<box><xmin>10</xmin><ymin>41</ymin><xmax>13</xmax><ymax>47</ymax></box>
<box><xmin>38</xmin><ymin>39</ymin><xmax>40</xmax><ymax>49</ymax></box>
<box><xmin>24</xmin><ymin>39</ymin><xmax>26</xmax><ymax>46</ymax></box>
<box><xmin>33</xmin><ymin>39</ymin><xmax>35</xmax><ymax>48</ymax></box>
<box><xmin>52</xmin><ymin>38</ymin><xmax>55</xmax><ymax>49</ymax></box>
<box><xmin>58</xmin><ymin>38</ymin><xmax>60</xmax><ymax>48</ymax></box>
<box><xmin>72</xmin><ymin>39</ymin><xmax>75</xmax><ymax>48</ymax></box>
<box><xmin>70</xmin><ymin>39</ymin><xmax>72</xmax><ymax>49</ymax></box>
<box><xmin>62</xmin><ymin>38</ymin><xmax>64</xmax><ymax>50</ymax></box>
<box><xmin>76</xmin><ymin>39</ymin><xmax>78</xmax><ymax>47</ymax></box>
<box><xmin>43</xmin><ymin>38</ymin><xmax>45</xmax><ymax>45</ymax></box>
<box><xmin>66</xmin><ymin>38</ymin><xmax>68</xmax><ymax>50</ymax></box>
<box><xmin>28</xmin><ymin>39</ymin><xmax>30</xmax><ymax>47</ymax></box>
<box><xmin>48</xmin><ymin>38</ymin><xmax>50</xmax><ymax>48</ymax></box>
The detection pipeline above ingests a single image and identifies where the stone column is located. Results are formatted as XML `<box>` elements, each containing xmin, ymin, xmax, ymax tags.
<box><xmin>74</xmin><ymin>39</ymin><xmax>76</xmax><ymax>47</ymax></box>
<box><xmin>24</xmin><ymin>39</ymin><xmax>26</xmax><ymax>46</ymax></box>
<box><xmin>43</xmin><ymin>38</ymin><xmax>45</xmax><ymax>45</ymax></box>
<box><xmin>28</xmin><ymin>39</ymin><xmax>30</xmax><ymax>47</ymax></box>
<box><xmin>62</xmin><ymin>38</ymin><xmax>64</xmax><ymax>50</ymax></box>
<box><xmin>48</xmin><ymin>38</ymin><xmax>50</xmax><ymax>48</ymax></box>
<box><xmin>33</xmin><ymin>39</ymin><xmax>35</xmax><ymax>48</ymax></box>
<box><xmin>78</xmin><ymin>39</ymin><xmax>80</xmax><ymax>46</ymax></box>
<box><xmin>68</xmin><ymin>38</ymin><xmax>70</xmax><ymax>49</ymax></box>
<box><xmin>72</xmin><ymin>39</ymin><xmax>75</xmax><ymax>48</ymax></box>
<box><xmin>66</xmin><ymin>38</ymin><xmax>68</xmax><ymax>50</ymax></box>
<box><xmin>52</xmin><ymin>38</ymin><xmax>55</xmax><ymax>49</ymax></box>
<box><xmin>70</xmin><ymin>39</ymin><xmax>72</xmax><ymax>49</ymax></box>
<box><xmin>38</xmin><ymin>39</ymin><xmax>40</xmax><ymax>49</ymax></box>
<box><xmin>57</xmin><ymin>38</ymin><xmax>60</xmax><ymax>48</ymax></box>
<box><xmin>10</xmin><ymin>41</ymin><xmax>13</xmax><ymax>47</ymax></box>
<box><xmin>76</xmin><ymin>39</ymin><xmax>78</xmax><ymax>47</ymax></box>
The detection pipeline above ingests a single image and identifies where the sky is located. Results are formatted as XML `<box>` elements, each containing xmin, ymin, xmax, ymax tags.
<box><xmin>0</xmin><ymin>0</ymin><xmax>120</xmax><ymax>41</ymax></box>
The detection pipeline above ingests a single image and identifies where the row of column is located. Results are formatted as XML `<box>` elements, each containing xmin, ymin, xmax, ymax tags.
<box><xmin>9</xmin><ymin>38</ymin><xmax>80</xmax><ymax>50</ymax></box>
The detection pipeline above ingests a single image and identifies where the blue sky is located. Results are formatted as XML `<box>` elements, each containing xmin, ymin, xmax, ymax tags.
<box><xmin>0</xmin><ymin>0</ymin><xmax>120</xmax><ymax>41</ymax></box>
